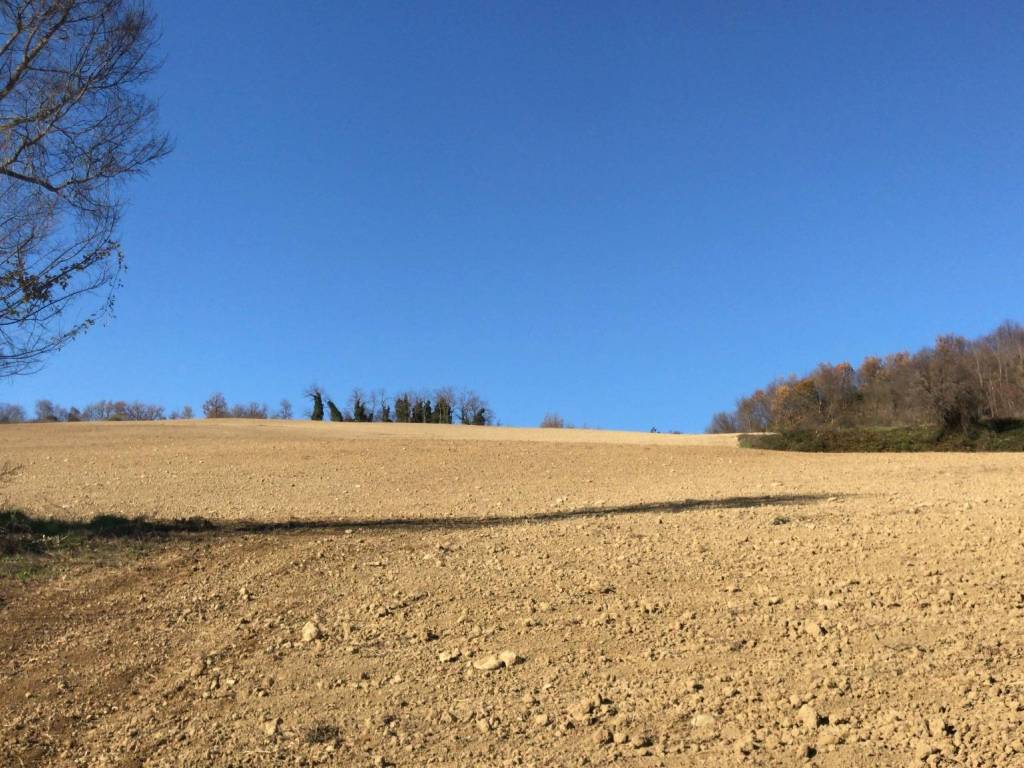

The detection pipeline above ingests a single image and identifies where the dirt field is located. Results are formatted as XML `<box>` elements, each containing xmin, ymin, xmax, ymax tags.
<box><xmin>2</xmin><ymin>421</ymin><xmax>1023</xmax><ymax>767</ymax></box>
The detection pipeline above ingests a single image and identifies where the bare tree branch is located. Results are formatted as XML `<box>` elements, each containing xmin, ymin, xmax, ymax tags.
<box><xmin>0</xmin><ymin>0</ymin><xmax>170</xmax><ymax>376</ymax></box>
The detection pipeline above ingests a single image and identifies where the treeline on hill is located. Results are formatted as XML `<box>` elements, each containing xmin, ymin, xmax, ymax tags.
<box><xmin>305</xmin><ymin>386</ymin><xmax>492</xmax><ymax>425</ymax></box>
<box><xmin>0</xmin><ymin>397</ymin><xmax>293</xmax><ymax>423</ymax></box>
<box><xmin>0</xmin><ymin>386</ymin><xmax>494</xmax><ymax>426</ymax></box>
<box><xmin>0</xmin><ymin>399</ymin><xmax>189</xmax><ymax>423</ymax></box>
<box><xmin>708</xmin><ymin>321</ymin><xmax>1024</xmax><ymax>451</ymax></box>
<box><xmin>201</xmin><ymin>394</ymin><xmax>292</xmax><ymax>420</ymax></box>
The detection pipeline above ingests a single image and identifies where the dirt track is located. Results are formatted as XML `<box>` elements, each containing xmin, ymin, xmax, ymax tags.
<box><xmin>1</xmin><ymin>421</ymin><xmax>1023</xmax><ymax>767</ymax></box>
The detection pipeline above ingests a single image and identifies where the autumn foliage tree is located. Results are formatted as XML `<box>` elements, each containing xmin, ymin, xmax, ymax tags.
<box><xmin>707</xmin><ymin>322</ymin><xmax>1024</xmax><ymax>435</ymax></box>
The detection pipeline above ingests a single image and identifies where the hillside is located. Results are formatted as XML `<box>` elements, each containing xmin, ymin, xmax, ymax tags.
<box><xmin>2</xmin><ymin>421</ymin><xmax>1022</xmax><ymax>766</ymax></box>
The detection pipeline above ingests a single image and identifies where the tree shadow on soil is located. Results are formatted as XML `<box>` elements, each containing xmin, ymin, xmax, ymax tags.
<box><xmin>1</xmin><ymin>494</ymin><xmax>831</xmax><ymax>557</ymax></box>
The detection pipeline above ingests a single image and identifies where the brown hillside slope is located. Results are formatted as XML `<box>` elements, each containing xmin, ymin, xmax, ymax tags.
<box><xmin>1</xmin><ymin>421</ymin><xmax>1022</xmax><ymax>766</ymax></box>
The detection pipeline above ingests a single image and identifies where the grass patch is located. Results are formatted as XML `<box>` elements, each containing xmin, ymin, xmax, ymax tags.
<box><xmin>739</xmin><ymin>420</ymin><xmax>1024</xmax><ymax>452</ymax></box>
<box><xmin>0</xmin><ymin>509</ymin><xmax>214</xmax><ymax>582</ymax></box>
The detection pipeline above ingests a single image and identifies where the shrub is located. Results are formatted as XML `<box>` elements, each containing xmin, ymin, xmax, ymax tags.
<box><xmin>739</xmin><ymin>420</ymin><xmax>1024</xmax><ymax>452</ymax></box>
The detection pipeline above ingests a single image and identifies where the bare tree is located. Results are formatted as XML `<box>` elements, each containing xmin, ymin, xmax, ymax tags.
<box><xmin>368</xmin><ymin>388</ymin><xmax>388</xmax><ymax>421</ymax></box>
<box><xmin>122</xmin><ymin>400</ymin><xmax>162</xmax><ymax>420</ymax></box>
<box><xmin>705</xmin><ymin>411</ymin><xmax>737</xmax><ymax>434</ymax></box>
<box><xmin>81</xmin><ymin>399</ymin><xmax>111</xmax><ymax>420</ymax></box>
<box><xmin>228</xmin><ymin>401</ymin><xmax>267</xmax><ymax>419</ymax></box>
<box><xmin>0</xmin><ymin>401</ymin><xmax>24</xmax><ymax>422</ymax></box>
<box><xmin>734</xmin><ymin>388</ymin><xmax>772</xmax><ymax>432</ymax></box>
<box><xmin>917</xmin><ymin>335</ymin><xmax>985</xmax><ymax>434</ymax></box>
<box><xmin>181</xmin><ymin>404</ymin><xmax>193</xmax><ymax>419</ymax></box>
<box><xmin>434</xmin><ymin>386</ymin><xmax>456</xmax><ymax>424</ymax></box>
<box><xmin>75</xmin><ymin>399</ymin><xmax>162</xmax><ymax>420</ymax></box>
<box><xmin>275</xmin><ymin>398</ymin><xmax>292</xmax><ymax>419</ymax></box>
<box><xmin>0</xmin><ymin>1</ymin><xmax>170</xmax><ymax>377</ymax></box>
<box><xmin>455</xmin><ymin>389</ymin><xmax>491</xmax><ymax>425</ymax></box>
<box><xmin>34</xmin><ymin>397</ymin><xmax>64</xmax><ymax>421</ymax></box>
<box><xmin>539</xmin><ymin>412</ymin><xmax>565</xmax><ymax>429</ymax></box>
<box><xmin>202</xmin><ymin>392</ymin><xmax>228</xmax><ymax>419</ymax></box>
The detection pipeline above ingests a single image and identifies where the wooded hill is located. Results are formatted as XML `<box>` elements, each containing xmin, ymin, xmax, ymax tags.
<box><xmin>709</xmin><ymin>322</ymin><xmax>1024</xmax><ymax>436</ymax></box>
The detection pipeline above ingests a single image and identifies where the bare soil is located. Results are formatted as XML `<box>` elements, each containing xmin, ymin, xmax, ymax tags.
<box><xmin>1</xmin><ymin>421</ymin><xmax>1023</xmax><ymax>767</ymax></box>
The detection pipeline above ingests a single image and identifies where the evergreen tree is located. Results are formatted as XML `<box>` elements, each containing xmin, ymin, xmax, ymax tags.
<box><xmin>327</xmin><ymin>399</ymin><xmax>344</xmax><ymax>422</ymax></box>
<box><xmin>395</xmin><ymin>396</ymin><xmax>410</xmax><ymax>422</ymax></box>
<box><xmin>352</xmin><ymin>393</ymin><xmax>369</xmax><ymax>422</ymax></box>
<box><xmin>310</xmin><ymin>391</ymin><xmax>324</xmax><ymax>421</ymax></box>
<box><xmin>381</xmin><ymin>403</ymin><xmax>392</xmax><ymax>422</ymax></box>
<box><xmin>434</xmin><ymin>395</ymin><xmax>452</xmax><ymax>424</ymax></box>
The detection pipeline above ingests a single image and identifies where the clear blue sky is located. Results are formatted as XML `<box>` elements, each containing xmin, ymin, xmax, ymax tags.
<box><xmin>2</xmin><ymin>1</ymin><xmax>1022</xmax><ymax>430</ymax></box>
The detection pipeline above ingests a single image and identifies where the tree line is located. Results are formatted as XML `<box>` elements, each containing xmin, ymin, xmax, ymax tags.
<box><xmin>0</xmin><ymin>396</ymin><xmax>293</xmax><ymax>423</ymax></box>
<box><xmin>708</xmin><ymin>321</ymin><xmax>1024</xmax><ymax>435</ymax></box>
<box><xmin>201</xmin><ymin>394</ymin><xmax>292</xmax><ymax>420</ymax></box>
<box><xmin>306</xmin><ymin>386</ymin><xmax>493</xmax><ymax>425</ymax></box>
<box><xmin>0</xmin><ymin>385</ymin><xmax>494</xmax><ymax>426</ymax></box>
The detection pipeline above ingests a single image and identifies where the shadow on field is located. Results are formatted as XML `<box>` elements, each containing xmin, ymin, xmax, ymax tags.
<box><xmin>1</xmin><ymin>494</ymin><xmax>829</xmax><ymax>557</ymax></box>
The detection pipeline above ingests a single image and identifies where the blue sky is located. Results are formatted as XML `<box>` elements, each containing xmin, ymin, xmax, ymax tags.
<box><xmin>3</xmin><ymin>1</ymin><xmax>1023</xmax><ymax>430</ymax></box>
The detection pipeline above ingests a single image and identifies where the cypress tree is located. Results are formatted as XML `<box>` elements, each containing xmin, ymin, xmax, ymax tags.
<box><xmin>395</xmin><ymin>396</ymin><xmax>410</xmax><ymax>422</ymax></box>
<box><xmin>327</xmin><ymin>399</ymin><xmax>344</xmax><ymax>422</ymax></box>
<box><xmin>434</xmin><ymin>396</ymin><xmax>452</xmax><ymax>424</ymax></box>
<box><xmin>352</xmin><ymin>394</ymin><xmax>369</xmax><ymax>422</ymax></box>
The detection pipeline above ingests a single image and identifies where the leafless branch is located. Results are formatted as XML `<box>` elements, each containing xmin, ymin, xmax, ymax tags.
<box><xmin>0</xmin><ymin>0</ymin><xmax>170</xmax><ymax>376</ymax></box>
